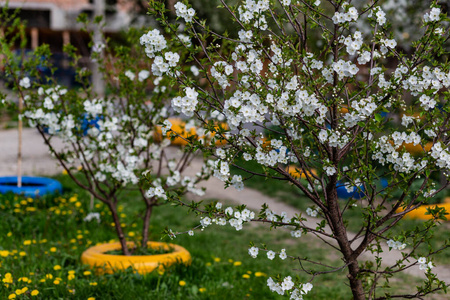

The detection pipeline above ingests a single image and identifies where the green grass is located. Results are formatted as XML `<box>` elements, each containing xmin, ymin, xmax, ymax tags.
<box><xmin>0</xmin><ymin>173</ymin><xmax>441</xmax><ymax>299</ymax></box>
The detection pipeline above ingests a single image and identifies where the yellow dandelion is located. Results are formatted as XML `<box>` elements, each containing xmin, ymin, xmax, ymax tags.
<box><xmin>128</xmin><ymin>232</ymin><xmax>135</xmax><ymax>237</ymax></box>
<box><xmin>87</xmin><ymin>298</ymin><xmax>95</xmax><ymax>300</ymax></box>
<box><xmin>254</xmin><ymin>272</ymin><xmax>267</xmax><ymax>277</ymax></box>
<box><xmin>62</xmin><ymin>169</ymin><xmax>68</xmax><ymax>175</ymax></box>
<box><xmin>7</xmin><ymin>232</ymin><xmax>12</xmax><ymax>237</ymax></box>
<box><xmin>68</xmin><ymin>274</ymin><xmax>75</xmax><ymax>281</ymax></box>
<box><xmin>54</xmin><ymin>280</ymin><xmax>60</xmax><ymax>285</ymax></box>
<box><xmin>199</xmin><ymin>287</ymin><xmax>206</xmax><ymax>293</ymax></box>
<box><xmin>26</xmin><ymin>207</ymin><xmax>37</xmax><ymax>212</ymax></box>
<box><xmin>0</xmin><ymin>250</ymin><xmax>10</xmax><ymax>257</ymax></box>
<box><xmin>179</xmin><ymin>280</ymin><xmax>186</xmax><ymax>286</ymax></box>
<box><xmin>233</xmin><ymin>261</ymin><xmax>242</xmax><ymax>266</ymax></box>
<box><xmin>21</xmin><ymin>287</ymin><xmax>28</xmax><ymax>293</ymax></box>
<box><xmin>23</xmin><ymin>240</ymin><xmax>31</xmax><ymax>246</ymax></box>
<box><xmin>31</xmin><ymin>290</ymin><xmax>39</xmax><ymax>296</ymax></box>
<box><xmin>247</xmin><ymin>271</ymin><xmax>252</xmax><ymax>274</ymax></box>
<box><xmin>83</xmin><ymin>271</ymin><xmax>92</xmax><ymax>276</ymax></box>
<box><xmin>68</xmin><ymin>270</ymin><xmax>76</xmax><ymax>275</ymax></box>
<box><xmin>75</xmin><ymin>202</ymin><xmax>82</xmax><ymax>208</ymax></box>
<box><xmin>50</xmin><ymin>247</ymin><xmax>57</xmax><ymax>252</ymax></box>
<box><xmin>69</xmin><ymin>196</ymin><xmax>77</xmax><ymax>203</ymax></box>
<box><xmin>214</xmin><ymin>257</ymin><xmax>221</xmax><ymax>262</ymax></box>
<box><xmin>19</xmin><ymin>251</ymin><xmax>26</xmax><ymax>256</ymax></box>
<box><xmin>157</xmin><ymin>266</ymin><xmax>165</xmax><ymax>276</ymax></box>
<box><xmin>15</xmin><ymin>289</ymin><xmax>23</xmax><ymax>295</ymax></box>
<box><xmin>54</xmin><ymin>265</ymin><xmax>62</xmax><ymax>271</ymax></box>
<box><xmin>18</xmin><ymin>277</ymin><xmax>29</xmax><ymax>282</ymax></box>
<box><xmin>8</xmin><ymin>294</ymin><xmax>16</xmax><ymax>299</ymax></box>
<box><xmin>205</xmin><ymin>262</ymin><xmax>212</xmax><ymax>266</ymax></box>
<box><xmin>242</xmin><ymin>274</ymin><xmax>251</xmax><ymax>279</ymax></box>
<box><xmin>89</xmin><ymin>282</ymin><xmax>98</xmax><ymax>286</ymax></box>
<box><xmin>228</xmin><ymin>259</ymin><xmax>233</xmax><ymax>263</ymax></box>
<box><xmin>45</xmin><ymin>274</ymin><xmax>53</xmax><ymax>280</ymax></box>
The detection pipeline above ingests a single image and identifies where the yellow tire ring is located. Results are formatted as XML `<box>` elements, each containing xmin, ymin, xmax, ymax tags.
<box><xmin>402</xmin><ymin>142</ymin><xmax>433</xmax><ymax>155</ymax></box>
<box><xmin>286</xmin><ymin>165</ymin><xmax>317</xmax><ymax>179</ymax></box>
<box><xmin>154</xmin><ymin>118</ymin><xmax>227</xmax><ymax>146</ymax></box>
<box><xmin>81</xmin><ymin>241</ymin><xmax>191</xmax><ymax>275</ymax></box>
<box><xmin>396</xmin><ymin>201</ymin><xmax>450</xmax><ymax>220</ymax></box>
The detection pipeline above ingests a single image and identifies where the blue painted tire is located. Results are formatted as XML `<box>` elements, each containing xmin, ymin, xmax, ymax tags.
<box><xmin>336</xmin><ymin>181</ymin><xmax>365</xmax><ymax>199</ymax></box>
<box><xmin>0</xmin><ymin>176</ymin><xmax>62</xmax><ymax>198</ymax></box>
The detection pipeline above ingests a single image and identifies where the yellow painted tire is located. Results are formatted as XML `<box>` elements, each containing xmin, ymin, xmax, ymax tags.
<box><xmin>402</xmin><ymin>142</ymin><xmax>433</xmax><ymax>155</ymax></box>
<box><xmin>155</xmin><ymin>118</ymin><xmax>227</xmax><ymax>146</ymax></box>
<box><xmin>81</xmin><ymin>241</ymin><xmax>191</xmax><ymax>275</ymax></box>
<box><xmin>397</xmin><ymin>202</ymin><xmax>450</xmax><ymax>220</ymax></box>
<box><xmin>286</xmin><ymin>165</ymin><xmax>317</xmax><ymax>179</ymax></box>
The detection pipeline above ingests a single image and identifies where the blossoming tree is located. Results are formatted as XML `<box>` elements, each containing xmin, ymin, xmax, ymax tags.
<box><xmin>5</xmin><ymin>21</ymin><xmax>209</xmax><ymax>255</ymax></box>
<box><xmin>145</xmin><ymin>0</ymin><xmax>450</xmax><ymax>298</ymax></box>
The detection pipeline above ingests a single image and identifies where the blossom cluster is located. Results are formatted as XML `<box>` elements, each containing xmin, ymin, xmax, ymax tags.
<box><xmin>174</xmin><ymin>2</ymin><xmax>195</xmax><ymax>23</ymax></box>
<box><xmin>386</xmin><ymin>239</ymin><xmax>406</xmax><ymax>251</ymax></box>
<box><xmin>267</xmin><ymin>276</ymin><xmax>313</xmax><ymax>299</ymax></box>
<box><xmin>140</xmin><ymin>29</ymin><xmax>167</xmax><ymax>58</ymax></box>
<box><xmin>417</xmin><ymin>257</ymin><xmax>434</xmax><ymax>271</ymax></box>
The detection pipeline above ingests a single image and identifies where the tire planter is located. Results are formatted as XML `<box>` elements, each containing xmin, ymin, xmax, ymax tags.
<box><xmin>286</xmin><ymin>165</ymin><xmax>317</xmax><ymax>179</ymax></box>
<box><xmin>0</xmin><ymin>176</ymin><xmax>62</xmax><ymax>198</ymax></box>
<box><xmin>397</xmin><ymin>202</ymin><xmax>450</xmax><ymax>220</ymax></box>
<box><xmin>154</xmin><ymin>118</ymin><xmax>227</xmax><ymax>146</ymax></box>
<box><xmin>336</xmin><ymin>181</ymin><xmax>365</xmax><ymax>199</ymax></box>
<box><xmin>81</xmin><ymin>241</ymin><xmax>191</xmax><ymax>275</ymax></box>
<box><xmin>402</xmin><ymin>142</ymin><xmax>433</xmax><ymax>155</ymax></box>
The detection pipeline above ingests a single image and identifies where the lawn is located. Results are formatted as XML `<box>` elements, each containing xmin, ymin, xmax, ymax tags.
<box><xmin>0</xmin><ymin>173</ymin><xmax>436</xmax><ymax>299</ymax></box>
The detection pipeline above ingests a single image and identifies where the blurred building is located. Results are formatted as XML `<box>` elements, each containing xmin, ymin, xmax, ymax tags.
<box><xmin>1</xmin><ymin>0</ymin><xmax>133</xmax><ymax>54</ymax></box>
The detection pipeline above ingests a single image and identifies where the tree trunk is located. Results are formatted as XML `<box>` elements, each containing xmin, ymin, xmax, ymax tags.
<box><xmin>141</xmin><ymin>204</ymin><xmax>153</xmax><ymax>248</ymax></box>
<box><xmin>108</xmin><ymin>202</ymin><xmax>130</xmax><ymax>255</ymax></box>
<box><xmin>326</xmin><ymin>177</ymin><xmax>365</xmax><ymax>299</ymax></box>
<box><xmin>17</xmin><ymin>96</ymin><xmax>23</xmax><ymax>187</ymax></box>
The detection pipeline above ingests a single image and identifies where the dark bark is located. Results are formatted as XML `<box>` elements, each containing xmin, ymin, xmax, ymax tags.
<box><xmin>141</xmin><ymin>204</ymin><xmax>153</xmax><ymax>247</ymax></box>
<box><xmin>326</xmin><ymin>177</ymin><xmax>365</xmax><ymax>300</ymax></box>
<box><xmin>108</xmin><ymin>202</ymin><xmax>130</xmax><ymax>255</ymax></box>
